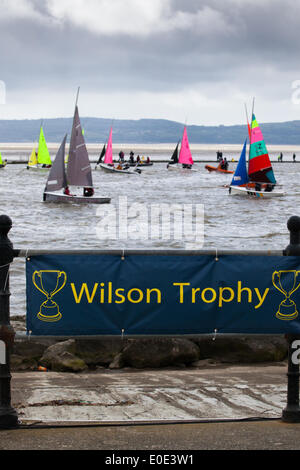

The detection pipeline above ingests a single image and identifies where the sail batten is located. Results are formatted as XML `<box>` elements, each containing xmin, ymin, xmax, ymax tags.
<box><xmin>67</xmin><ymin>106</ymin><xmax>93</xmax><ymax>187</ymax></box>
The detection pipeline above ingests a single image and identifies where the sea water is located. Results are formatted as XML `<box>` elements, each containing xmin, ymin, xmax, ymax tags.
<box><xmin>1</xmin><ymin>144</ymin><xmax>300</xmax><ymax>316</ymax></box>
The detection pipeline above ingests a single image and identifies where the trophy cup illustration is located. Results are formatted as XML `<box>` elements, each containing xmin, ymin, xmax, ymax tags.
<box><xmin>272</xmin><ymin>270</ymin><xmax>300</xmax><ymax>320</ymax></box>
<box><xmin>32</xmin><ymin>270</ymin><xmax>67</xmax><ymax>322</ymax></box>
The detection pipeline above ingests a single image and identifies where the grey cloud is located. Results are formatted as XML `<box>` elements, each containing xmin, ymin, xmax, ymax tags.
<box><xmin>0</xmin><ymin>0</ymin><xmax>298</xmax><ymax>120</ymax></box>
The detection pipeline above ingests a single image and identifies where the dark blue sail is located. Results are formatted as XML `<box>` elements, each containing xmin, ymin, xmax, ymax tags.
<box><xmin>230</xmin><ymin>139</ymin><xmax>249</xmax><ymax>186</ymax></box>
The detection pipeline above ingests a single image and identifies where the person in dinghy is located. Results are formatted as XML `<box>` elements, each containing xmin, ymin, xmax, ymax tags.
<box><xmin>83</xmin><ymin>187</ymin><xmax>94</xmax><ymax>197</ymax></box>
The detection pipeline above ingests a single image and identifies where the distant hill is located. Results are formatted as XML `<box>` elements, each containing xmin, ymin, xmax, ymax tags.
<box><xmin>0</xmin><ymin>117</ymin><xmax>300</xmax><ymax>144</ymax></box>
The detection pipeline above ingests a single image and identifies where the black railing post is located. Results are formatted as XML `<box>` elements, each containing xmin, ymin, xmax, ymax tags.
<box><xmin>282</xmin><ymin>216</ymin><xmax>300</xmax><ymax>422</ymax></box>
<box><xmin>0</xmin><ymin>215</ymin><xmax>18</xmax><ymax>428</ymax></box>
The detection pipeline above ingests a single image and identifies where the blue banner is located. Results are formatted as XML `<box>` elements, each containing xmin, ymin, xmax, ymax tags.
<box><xmin>25</xmin><ymin>254</ymin><xmax>300</xmax><ymax>335</ymax></box>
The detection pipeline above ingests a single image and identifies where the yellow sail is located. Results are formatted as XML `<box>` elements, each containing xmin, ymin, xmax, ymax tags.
<box><xmin>28</xmin><ymin>147</ymin><xmax>38</xmax><ymax>167</ymax></box>
<box><xmin>37</xmin><ymin>127</ymin><xmax>51</xmax><ymax>165</ymax></box>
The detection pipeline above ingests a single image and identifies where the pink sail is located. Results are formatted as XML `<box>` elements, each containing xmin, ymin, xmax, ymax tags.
<box><xmin>178</xmin><ymin>126</ymin><xmax>193</xmax><ymax>165</ymax></box>
<box><xmin>104</xmin><ymin>127</ymin><xmax>113</xmax><ymax>164</ymax></box>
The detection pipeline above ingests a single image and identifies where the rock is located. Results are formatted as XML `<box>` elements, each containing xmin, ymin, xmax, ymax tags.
<box><xmin>121</xmin><ymin>338</ymin><xmax>200</xmax><ymax>369</ymax></box>
<box><xmin>8</xmin><ymin>316</ymin><xmax>289</xmax><ymax>371</ymax></box>
<box><xmin>40</xmin><ymin>339</ymin><xmax>87</xmax><ymax>372</ymax></box>
<box><xmin>13</xmin><ymin>339</ymin><xmax>50</xmax><ymax>359</ymax></box>
<box><xmin>10</xmin><ymin>354</ymin><xmax>38</xmax><ymax>371</ymax></box>
<box><xmin>109</xmin><ymin>352</ymin><xmax>125</xmax><ymax>369</ymax></box>
<box><xmin>191</xmin><ymin>359</ymin><xmax>218</xmax><ymax>368</ymax></box>
<box><xmin>75</xmin><ymin>338</ymin><xmax>125</xmax><ymax>367</ymax></box>
<box><xmin>192</xmin><ymin>335</ymin><xmax>288</xmax><ymax>363</ymax></box>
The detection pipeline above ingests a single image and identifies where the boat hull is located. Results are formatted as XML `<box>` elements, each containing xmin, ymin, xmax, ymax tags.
<box><xmin>27</xmin><ymin>164</ymin><xmax>52</xmax><ymax>170</ymax></box>
<box><xmin>43</xmin><ymin>191</ymin><xmax>111</xmax><ymax>204</ymax></box>
<box><xmin>205</xmin><ymin>164</ymin><xmax>233</xmax><ymax>174</ymax></box>
<box><xmin>99</xmin><ymin>163</ymin><xmax>141</xmax><ymax>174</ymax></box>
<box><xmin>229</xmin><ymin>185</ymin><xmax>284</xmax><ymax>198</ymax></box>
<box><xmin>128</xmin><ymin>162</ymin><xmax>153</xmax><ymax>167</ymax></box>
<box><xmin>167</xmin><ymin>163</ymin><xmax>196</xmax><ymax>171</ymax></box>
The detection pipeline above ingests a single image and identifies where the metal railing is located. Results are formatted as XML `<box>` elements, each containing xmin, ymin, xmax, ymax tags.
<box><xmin>1</xmin><ymin>214</ymin><xmax>300</xmax><ymax>428</ymax></box>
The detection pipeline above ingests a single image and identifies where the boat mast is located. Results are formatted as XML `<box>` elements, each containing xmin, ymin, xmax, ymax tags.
<box><xmin>247</xmin><ymin>97</ymin><xmax>255</xmax><ymax>177</ymax></box>
<box><xmin>75</xmin><ymin>86</ymin><xmax>80</xmax><ymax>108</ymax></box>
<box><xmin>244</xmin><ymin>103</ymin><xmax>250</xmax><ymax>138</ymax></box>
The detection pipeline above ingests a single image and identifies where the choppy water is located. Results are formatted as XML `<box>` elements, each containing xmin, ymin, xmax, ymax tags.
<box><xmin>1</xmin><ymin>148</ymin><xmax>299</xmax><ymax>316</ymax></box>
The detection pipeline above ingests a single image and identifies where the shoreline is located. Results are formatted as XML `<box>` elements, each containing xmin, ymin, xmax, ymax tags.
<box><xmin>1</xmin><ymin>143</ymin><xmax>300</xmax><ymax>153</ymax></box>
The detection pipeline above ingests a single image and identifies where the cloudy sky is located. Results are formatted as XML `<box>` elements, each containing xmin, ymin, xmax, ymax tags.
<box><xmin>0</xmin><ymin>0</ymin><xmax>299</xmax><ymax>125</ymax></box>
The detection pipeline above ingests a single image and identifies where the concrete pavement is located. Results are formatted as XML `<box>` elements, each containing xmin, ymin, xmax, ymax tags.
<box><xmin>2</xmin><ymin>361</ymin><xmax>300</xmax><ymax>450</ymax></box>
<box><xmin>11</xmin><ymin>362</ymin><xmax>288</xmax><ymax>423</ymax></box>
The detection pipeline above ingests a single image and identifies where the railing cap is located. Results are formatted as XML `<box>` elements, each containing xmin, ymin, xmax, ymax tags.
<box><xmin>287</xmin><ymin>216</ymin><xmax>300</xmax><ymax>234</ymax></box>
<box><xmin>0</xmin><ymin>215</ymin><xmax>12</xmax><ymax>236</ymax></box>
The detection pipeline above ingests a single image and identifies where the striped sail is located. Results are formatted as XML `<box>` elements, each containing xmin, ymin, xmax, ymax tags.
<box><xmin>248</xmin><ymin>114</ymin><xmax>276</xmax><ymax>184</ymax></box>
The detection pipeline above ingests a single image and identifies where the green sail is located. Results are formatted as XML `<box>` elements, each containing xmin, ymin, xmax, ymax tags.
<box><xmin>37</xmin><ymin>127</ymin><xmax>51</xmax><ymax>165</ymax></box>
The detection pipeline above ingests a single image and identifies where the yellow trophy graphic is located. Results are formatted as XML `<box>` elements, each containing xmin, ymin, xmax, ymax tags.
<box><xmin>272</xmin><ymin>270</ymin><xmax>300</xmax><ymax>320</ymax></box>
<box><xmin>32</xmin><ymin>270</ymin><xmax>67</xmax><ymax>322</ymax></box>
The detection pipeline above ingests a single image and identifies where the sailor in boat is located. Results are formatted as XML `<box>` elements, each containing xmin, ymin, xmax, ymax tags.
<box><xmin>129</xmin><ymin>151</ymin><xmax>135</xmax><ymax>164</ymax></box>
<box><xmin>255</xmin><ymin>182</ymin><xmax>262</xmax><ymax>191</ymax></box>
<box><xmin>251</xmin><ymin>182</ymin><xmax>274</xmax><ymax>193</ymax></box>
<box><xmin>63</xmin><ymin>186</ymin><xmax>73</xmax><ymax>196</ymax></box>
<box><xmin>220</xmin><ymin>158</ymin><xmax>229</xmax><ymax>170</ymax></box>
<box><xmin>83</xmin><ymin>187</ymin><xmax>94</xmax><ymax>197</ymax></box>
<box><xmin>264</xmin><ymin>183</ymin><xmax>274</xmax><ymax>192</ymax></box>
<box><xmin>182</xmin><ymin>163</ymin><xmax>192</xmax><ymax>169</ymax></box>
<box><xmin>119</xmin><ymin>151</ymin><xmax>125</xmax><ymax>162</ymax></box>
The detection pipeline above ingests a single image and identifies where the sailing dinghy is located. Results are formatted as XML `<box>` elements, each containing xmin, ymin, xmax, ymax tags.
<box><xmin>27</xmin><ymin>125</ymin><xmax>52</xmax><ymax>169</ymax></box>
<box><xmin>43</xmin><ymin>96</ymin><xmax>111</xmax><ymax>204</ymax></box>
<box><xmin>166</xmin><ymin>142</ymin><xmax>179</xmax><ymax>168</ymax></box>
<box><xmin>94</xmin><ymin>144</ymin><xmax>106</xmax><ymax>169</ymax></box>
<box><xmin>229</xmin><ymin>115</ymin><xmax>284</xmax><ymax>198</ymax></box>
<box><xmin>99</xmin><ymin>127</ymin><xmax>141</xmax><ymax>174</ymax></box>
<box><xmin>167</xmin><ymin>127</ymin><xmax>196</xmax><ymax>171</ymax></box>
<box><xmin>0</xmin><ymin>151</ymin><xmax>7</xmax><ymax>168</ymax></box>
